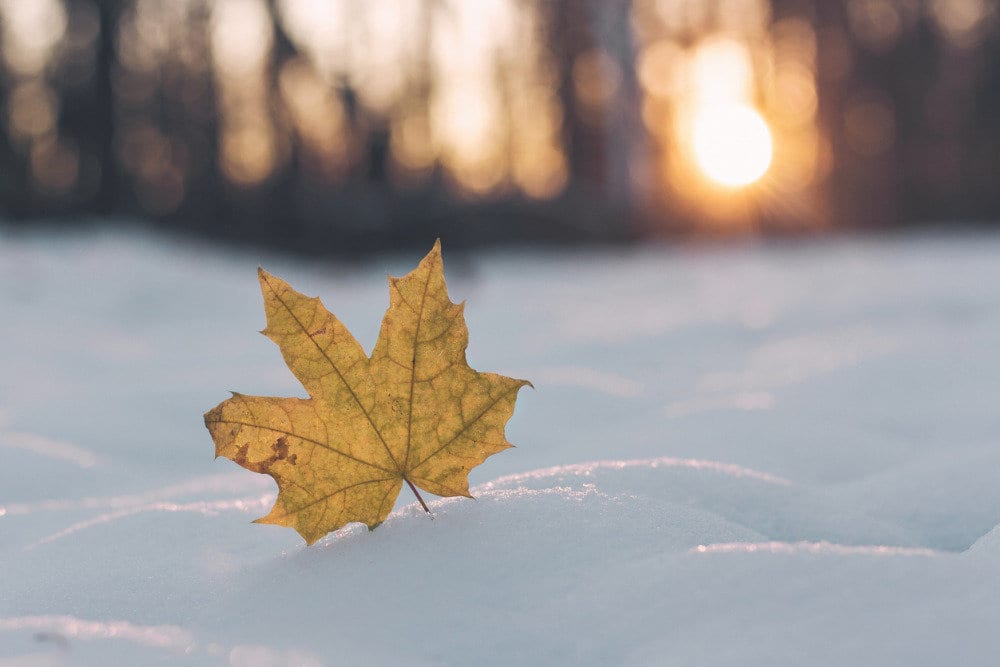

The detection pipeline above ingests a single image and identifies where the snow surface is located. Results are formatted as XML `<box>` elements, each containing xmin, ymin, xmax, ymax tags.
<box><xmin>1</xmin><ymin>227</ymin><xmax>999</xmax><ymax>666</ymax></box>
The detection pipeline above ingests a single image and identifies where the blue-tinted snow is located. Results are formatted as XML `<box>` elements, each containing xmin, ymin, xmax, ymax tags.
<box><xmin>1</xmin><ymin>227</ymin><xmax>999</xmax><ymax>665</ymax></box>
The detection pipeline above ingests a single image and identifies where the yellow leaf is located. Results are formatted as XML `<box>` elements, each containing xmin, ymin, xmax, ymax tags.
<box><xmin>204</xmin><ymin>240</ymin><xmax>530</xmax><ymax>544</ymax></box>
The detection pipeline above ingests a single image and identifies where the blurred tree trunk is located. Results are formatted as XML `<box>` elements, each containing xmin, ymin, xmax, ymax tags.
<box><xmin>811</xmin><ymin>0</ymin><xmax>843</xmax><ymax>227</ymax></box>
<box><xmin>540</xmin><ymin>0</ymin><xmax>605</xmax><ymax>192</ymax></box>
<box><xmin>973</xmin><ymin>32</ymin><xmax>1000</xmax><ymax>218</ymax></box>
<box><xmin>176</xmin><ymin>0</ymin><xmax>224</xmax><ymax>234</ymax></box>
<box><xmin>93</xmin><ymin>0</ymin><xmax>123</xmax><ymax>215</ymax></box>
<box><xmin>587</xmin><ymin>0</ymin><xmax>641</xmax><ymax>208</ymax></box>
<box><xmin>0</xmin><ymin>27</ymin><xmax>27</xmax><ymax>217</ymax></box>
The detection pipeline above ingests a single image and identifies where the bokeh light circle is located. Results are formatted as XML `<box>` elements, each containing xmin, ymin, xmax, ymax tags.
<box><xmin>692</xmin><ymin>105</ymin><xmax>773</xmax><ymax>187</ymax></box>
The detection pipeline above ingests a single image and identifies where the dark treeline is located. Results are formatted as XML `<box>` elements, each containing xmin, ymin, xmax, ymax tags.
<box><xmin>1</xmin><ymin>0</ymin><xmax>998</xmax><ymax>253</ymax></box>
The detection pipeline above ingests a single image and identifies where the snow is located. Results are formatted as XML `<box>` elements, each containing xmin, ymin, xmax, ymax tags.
<box><xmin>1</xmin><ymin>227</ymin><xmax>999</xmax><ymax>665</ymax></box>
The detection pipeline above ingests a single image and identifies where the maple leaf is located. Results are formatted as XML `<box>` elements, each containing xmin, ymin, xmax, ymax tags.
<box><xmin>204</xmin><ymin>240</ymin><xmax>529</xmax><ymax>544</ymax></box>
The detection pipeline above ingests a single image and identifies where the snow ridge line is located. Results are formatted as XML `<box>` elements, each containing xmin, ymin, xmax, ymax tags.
<box><xmin>0</xmin><ymin>615</ymin><xmax>195</xmax><ymax>651</ymax></box>
<box><xmin>473</xmin><ymin>455</ymin><xmax>792</xmax><ymax>491</ymax></box>
<box><xmin>691</xmin><ymin>541</ymin><xmax>941</xmax><ymax>557</ymax></box>
<box><xmin>24</xmin><ymin>495</ymin><xmax>275</xmax><ymax>550</ymax></box>
<box><xmin>0</xmin><ymin>472</ymin><xmax>270</xmax><ymax>517</ymax></box>
<box><xmin>0</xmin><ymin>615</ymin><xmax>325</xmax><ymax>663</ymax></box>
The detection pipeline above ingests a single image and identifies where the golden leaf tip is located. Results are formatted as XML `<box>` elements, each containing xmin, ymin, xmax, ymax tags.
<box><xmin>258</xmin><ymin>268</ymin><xmax>283</xmax><ymax>292</ymax></box>
<box><xmin>421</xmin><ymin>239</ymin><xmax>442</xmax><ymax>264</ymax></box>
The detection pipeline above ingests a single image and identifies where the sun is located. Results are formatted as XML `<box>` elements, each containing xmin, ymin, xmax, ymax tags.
<box><xmin>692</xmin><ymin>104</ymin><xmax>773</xmax><ymax>187</ymax></box>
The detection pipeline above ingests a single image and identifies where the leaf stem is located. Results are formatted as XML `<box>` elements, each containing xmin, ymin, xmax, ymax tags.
<box><xmin>404</xmin><ymin>478</ymin><xmax>432</xmax><ymax>514</ymax></box>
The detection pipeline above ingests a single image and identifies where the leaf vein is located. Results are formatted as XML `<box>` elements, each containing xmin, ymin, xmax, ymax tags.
<box><xmin>410</xmin><ymin>384</ymin><xmax>521</xmax><ymax>471</ymax></box>
<box><xmin>274</xmin><ymin>476</ymin><xmax>396</xmax><ymax>520</ymax></box>
<box><xmin>403</xmin><ymin>265</ymin><xmax>433</xmax><ymax>470</ymax></box>
<box><xmin>390</xmin><ymin>278</ymin><xmax>420</xmax><ymax>314</ymax></box>
<box><xmin>206</xmin><ymin>415</ymin><xmax>394</xmax><ymax>475</ymax></box>
<box><xmin>262</xmin><ymin>274</ymin><xmax>401</xmax><ymax>470</ymax></box>
<box><xmin>417</xmin><ymin>307</ymin><xmax>462</xmax><ymax>344</ymax></box>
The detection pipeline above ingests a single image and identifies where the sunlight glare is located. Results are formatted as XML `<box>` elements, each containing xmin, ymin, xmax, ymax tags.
<box><xmin>692</xmin><ymin>104</ymin><xmax>773</xmax><ymax>187</ymax></box>
<box><xmin>690</xmin><ymin>38</ymin><xmax>753</xmax><ymax>105</ymax></box>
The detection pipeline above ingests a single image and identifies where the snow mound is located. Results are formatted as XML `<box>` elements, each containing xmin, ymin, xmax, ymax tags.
<box><xmin>3</xmin><ymin>457</ymin><xmax>994</xmax><ymax>666</ymax></box>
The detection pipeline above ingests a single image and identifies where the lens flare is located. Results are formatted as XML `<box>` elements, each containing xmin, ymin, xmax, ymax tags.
<box><xmin>692</xmin><ymin>104</ymin><xmax>773</xmax><ymax>187</ymax></box>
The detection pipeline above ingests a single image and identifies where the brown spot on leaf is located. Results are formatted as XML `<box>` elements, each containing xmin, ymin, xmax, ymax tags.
<box><xmin>272</xmin><ymin>436</ymin><xmax>290</xmax><ymax>459</ymax></box>
<box><xmin>270</xmin><ymin>437</ymin><xmax>297</xmax><ymax>465</ymax></box>
<box><xmin>232</xmin><ymin>436</ymin><xmax>299</xmax><ymax>474</ymax></box>
<box><xmin>233</xmin><ymin>440</ymin><xmax>282</xmax><ymax>474</ymax></box>
<box><xmin>234</xmin><ymin>442</ymin><xmax>251</xmax><ymax>465</ymax></box>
